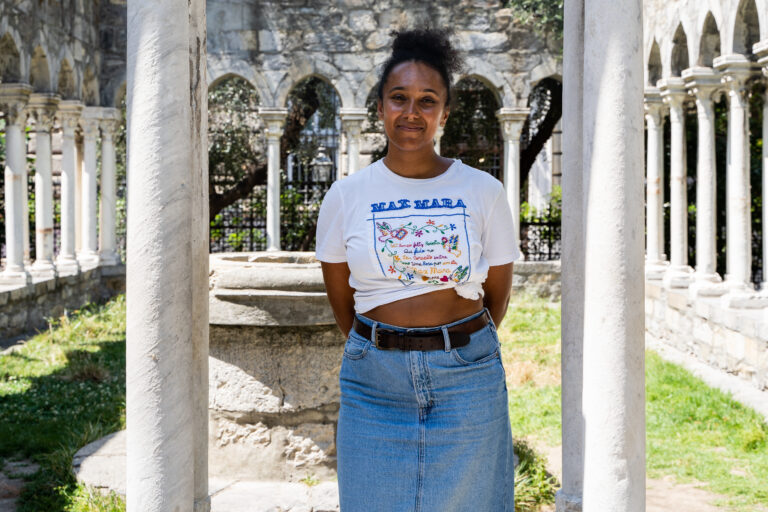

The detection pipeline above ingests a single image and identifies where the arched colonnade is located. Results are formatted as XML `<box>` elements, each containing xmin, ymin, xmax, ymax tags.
<box><xmin>643</xmin><ymin>0</ymin><xmax>768</xmax><ymax>307</ymax></box>
<box><xmin>0</xmin><ymin>29</ymin><xmax>124</xmax><ymax>285</ymax></box>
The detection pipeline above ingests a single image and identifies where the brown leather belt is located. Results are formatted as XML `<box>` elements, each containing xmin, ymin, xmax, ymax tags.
<box><xmin>351</xmin><ymin>310</ymin><xmax>492</xmax><ymax>351</ymax></box>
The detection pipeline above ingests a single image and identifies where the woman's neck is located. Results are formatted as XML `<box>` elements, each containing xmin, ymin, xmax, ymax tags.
<box><xmin>383</xmin><ymin>148</ymin><xmax>454</xmax><ymax>179</ymax></box>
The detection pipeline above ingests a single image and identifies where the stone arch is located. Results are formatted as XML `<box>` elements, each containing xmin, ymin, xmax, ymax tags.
<box><xmin>671</xmin><ymin>24</ymin><xmax>690</xmax><ymax>77</ymax></box>
<box><xmin>274</xmin><ymin>57</ymin><xmax>353</xmax><ymax>109</ymax></box>
<box><xmin>732</xmin><ymin>0</ymin><xmax>760</xmax><ymax>56</ymax></box>
<box><xmin>698</xmin><ymin>12</ymin><xmax>721</xmax><ymax>67</ymax></box>
<box><xmin>277</xmin><ymin>72</ymin><xmax>346</xmax><ymax>110</ymax></box>
<box><xmin>206</xmin><ymin>58</ymin><xmax>271</xmax><ymax>107</ymax></box>
<box><xmin>0</xmin><ymin>32</ymin><xmax>22</xmax><ymax>82</ymax></box>
<box><xmin>461</xmin><ymin>57</ymin><xmax>509</xmax><ymax>107</ymax></box>
<box><xmin>56</xmin><ymin>58</ymin><xmax>77</xmax><ymax>100</ymax></box>
<box><xmin>29</xmin><ymin>46</ymin><xmax>52</xmax><ymax>92</ymax></box>
<box><xmin>648</xmin><ymin>40</ymin><xmax>662</xmax><ymax>87</ymax></box>
<box><xmin>81</xmin><ymin>65</ymin><xmax>99</xmax><ymax>106</ymax></box>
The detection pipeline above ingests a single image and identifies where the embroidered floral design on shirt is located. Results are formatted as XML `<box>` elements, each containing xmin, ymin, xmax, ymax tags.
<box><xmin>369</xmin><ymin>198</ymin><xmax>471</xmax><ymax>287</ymax></box>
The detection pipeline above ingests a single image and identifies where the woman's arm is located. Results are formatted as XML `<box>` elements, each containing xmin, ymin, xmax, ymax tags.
<box><xmin>483</xmin><ymin>263</ymin><xmax>514</xmax><ymax>326</ymax></box>
<box><xmin>320</xmin><ymin>261</ymin><xmax>356</xmax><ymax>337</ymax></box>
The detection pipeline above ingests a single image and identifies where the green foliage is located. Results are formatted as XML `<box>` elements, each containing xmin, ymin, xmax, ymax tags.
<box><xmin>505</xmin><ymin>0</ymin><xmax>563</xmax><ymax>45</ymax></box>
<box><xmin>0</xmin><ymin>297</ymin><xmax>126</xmax><ymax>511</ymax></box>
<box><xmin>514</xmin><ymin>439</ymin><xmax>559</xmax><ymax>511</ymax></box>
<box><xmin>520</xmin><ymin>185</ymin><xmax>562</xmax><ymax>223</ymax></box>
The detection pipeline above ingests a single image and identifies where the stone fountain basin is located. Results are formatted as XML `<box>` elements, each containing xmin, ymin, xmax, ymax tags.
<box><xmin>209</xmin><ymin>252</ymin><xmax>334</xmax><ymax>326</ymax></box>
<box><xmin>208</xmin><ymin>252</ymin><xmax>343</xmax><ymax>482</ymax></box>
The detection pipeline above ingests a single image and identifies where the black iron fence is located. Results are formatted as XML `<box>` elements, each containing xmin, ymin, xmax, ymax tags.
<box><xmin>520</xmin><ymin>220</ymin><xmax>561</xmax><ymax>261</ymax></box>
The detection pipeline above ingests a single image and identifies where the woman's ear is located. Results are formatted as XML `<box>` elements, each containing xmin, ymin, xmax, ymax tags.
<box><xmin>441</xmin><ymin>107</ymin><xmax>450</xmax><ymax>127</ymax></box>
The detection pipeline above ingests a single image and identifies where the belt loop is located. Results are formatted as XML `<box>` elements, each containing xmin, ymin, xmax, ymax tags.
<box><xmin>371</xmin><ymin>321</ymin><xmax>378</xmax><ymax>344</ymax></box>
<box><xmin>441</xmin><ymin>326</ymin><xmax>451</xmax><ymax>352</ymax></box>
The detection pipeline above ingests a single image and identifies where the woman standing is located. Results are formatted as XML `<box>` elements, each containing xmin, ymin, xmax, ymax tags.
<box><xmin>316</xmin><ymin>28</ymin><xmax>520</xmax><ymax>512</ymax></box>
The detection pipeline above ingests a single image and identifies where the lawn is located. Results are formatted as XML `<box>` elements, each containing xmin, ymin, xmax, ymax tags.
<box><xmin>498</xmin><ymin>293</ymin><xmax>768</xmax><ymax>512</ymax></box>
<box><xmin>2</xmin><ymin>293</ymin><xmax>766</xmax><ymax>511</ymax></box>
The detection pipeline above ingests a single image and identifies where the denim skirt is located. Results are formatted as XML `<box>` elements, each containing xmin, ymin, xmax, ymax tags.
<box><xmin>336</xmin><ymin>309</ymin><xmax>515</xmax><ymax>512</ymax></box>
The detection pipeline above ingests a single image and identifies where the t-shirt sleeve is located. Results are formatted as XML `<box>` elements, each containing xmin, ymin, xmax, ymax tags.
<box><xmin>315</xmin><ymin>182</ymin><xmax>347</xmax><ymax>263</ymax></box>
<box><xmin>482</xmin><ymin>186</ymin><xmax>522</xmax><ymax>266</ymax></box>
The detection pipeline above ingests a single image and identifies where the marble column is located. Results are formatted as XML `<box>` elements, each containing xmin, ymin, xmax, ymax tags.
<box><xmin>126</xmin><ymin>0</ymin><xmax>210</xmax><ymax>510</ymax></box>
<box><xmin>557</xmin><ymin>0</ymin><xmax>585</xmax><ymax>508</ymax></box>
<box><xmin>659</xmin><ymin>78</ymin><xmax>694</xmax><ymax>288</ymax></box>
<box><xmin>78</xmin><ymin>107</ymin><xmax>101</xmax><ymax>267</ymax></box>
<box><xmin>496</xmin><ymin>107</ymin><xmax>529</xmax><ymax>243</ymax></box>
<box><xmin>434</xmin><ymin>125</ymin><xmax>445</xmax><ymax>155</ymax></box>
<box><xmin>683</xmin><ymin>68</ymin><xmax>726</xmax><ymax>296</ymax></box>
<box><xmin>28</xmin><ymin>93</ymin><xmax>61</xmax><ymax>278</ymax></box>
<box><xmin>259</xmin><ymin>107</ymin><xmax>287</xmax><ymax>252</ymax></box>
<box><xmin>0</xmin><ymin>84</ymin><xmax>32</xmax><ymax>285</ymax></box>
<box><xmin>581</xmin><ymin>0</ymin><xmax>646</xmax><ymax>509</ymax></box>
<box><xmin>340</xmin><ymin>107</ymin><xmax>367</xmax><ymax>176</ymax></box>
<box><xmin>644</xmin><ymin>90</ymin><xmax>667</xmax><ymax>279</ymax></box>
<box><xmin>99</xmin><ymin>108</ymin><xmax>121</xmax><ymax>266</ymax></box>
<box><xmin>756</xmin><ymin>41</ymin><xmax>768</xmax><ymax>292</ymax></box>
<box><xmin>56</xmin><ymin>101</ymin><xmax>83</xmax><ymax>275</ymax></box>
<box><xmin>715</xmin><ymin>55</ymin><xmax>765</xmax><ymax>306</ymax></box>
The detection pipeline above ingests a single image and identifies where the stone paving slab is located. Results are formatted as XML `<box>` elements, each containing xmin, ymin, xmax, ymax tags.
<box><xmin>211</xmin><ymin>481</ymin><xmax>339</xmax><ymax>512</ymax></box>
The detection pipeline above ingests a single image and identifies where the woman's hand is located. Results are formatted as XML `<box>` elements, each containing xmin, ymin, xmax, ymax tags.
<box><xmin>320</xmin><ymin>261</ymin><xmax>356</xmax><ymax>338</ymax></box>
<box><xmin>483</xmin><ymin>263</ymin><xmax>514</xmax><ymax>326</ymax></box>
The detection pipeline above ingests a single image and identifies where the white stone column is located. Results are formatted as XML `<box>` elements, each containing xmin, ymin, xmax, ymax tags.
<box><xmin>755</xmin><ymin>41</ymin><xmax>768</xmax><ymax>292</ymax></box>
<box><xmin>683</xmin><ymin>68</ymin><xmax>726</xmax><ymax>296</ymax></box>
<box><xmin>56</xmin><ymin>101</ymin><xmax>83</xmax><ymax>275</ymax></box>
<box><xmin>434</xmin><ymin>125</ymin><xmax>445</xmax><ymax>155</ymax></box>
<box><xmin>28</xmin><ymin>93</ymin><xmax>61</xmax><ymax>278</ymax></box>
<box><xmin>0</xmin><ymin>84</ymin><xmax>32</xmax><ymax>285</ymax></box>
<box><xmin>78</xmin><ymin>107</ymin><xmax>101</xmax><ymax>267</ymax></box>
<box><xmin>99</xmin><ymin>108</ymin><xmax>121</xmax><ymax>266</ymax></box>
<box><xmin>259</xmin><ymin>107</ymin><xmax>287</xmax><ymax>252</ymax></box>
<box><xmin>557</xmin><ymin>0</ymin><xmax>585</xmax><ymax>508</ymax></box>
<box><xmin>715</xmin><ymin>55</ymin><xmax>765</xmax><ymax>306</ymax></box>
<box><xmin>659</xmin><ymin>78</ymin><xmax>694</xmax><ymax>288</ymax></box>
<box><xmin>340</xmin><ymin>107</ymin><xmax>367</xmax><ymax>175</ymax></box>
<box><xmin>582</xmin><ymin>0</ymin><xmax>646</xmax><ymax>509</ymax></box>
<box><xmin>644</xmin><ymin>90</ymin><xmax>667</xmax><ymax>279</ymax></box>
<box><xmin>126</xmin><ymin>0</ymin><xmax>209</xmax><ymax>510</ymax></box>
<box><xmin>496</xmin><ymin>107</ymin><xmax>529</xmax><ymax>244</ymax></box>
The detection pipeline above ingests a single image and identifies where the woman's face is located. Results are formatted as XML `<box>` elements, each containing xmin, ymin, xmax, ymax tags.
<box><xmin>378</xmin><ymin>60</ymin><xmax>450</xmax><ymax>153</ymax></box>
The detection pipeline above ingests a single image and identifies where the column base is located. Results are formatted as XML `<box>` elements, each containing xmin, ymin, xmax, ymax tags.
<box><xmin>688</xmin><ymin>272</ymin><xmax>727</xmax><ymax>298</ymax></box>
<box><xmin>645</xmin><ymin>259</ymin><xmax>669</xmax><ymax>280</ymax></box>
<box><xmin>29</xmin><ymin>260</ymin><xmax>58</xmax><ymax>280</ymax></box>
<box><xmin>720</xmin><ymin>282</ymin><xmax>768</xmax><ymax>309</ymax></box>
<box><xmin>77</xmin><ymin>251</ymin><xmax>101</xmax><ymax>270</ymax></box>
<box><xmin>98</xmin><ymin>250</ymin><xmax>122</xmax><ymax>266</ymax></box>
<box><xmin>662</xmin><ymin>265</ymin><xmax>694</xmax><ymax>289</ymax></box>
<box><xmin>555</xmin><ymin>491</ymin><xmax>582</xmax><ymax>512</ymax></box>
<box><xmin>0</xmin><ymin>268</ymin><xmax>31</xmax><ymax>286</ymax></box>
<box><xmin>55</xmin><ymin>256</ymin><xmax>81</xmax><ymax>276</ymax></box>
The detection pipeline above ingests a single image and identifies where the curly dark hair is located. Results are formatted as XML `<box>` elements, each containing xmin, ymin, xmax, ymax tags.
<box><xmin>376</xmin><ymin>28</ymin><xmax>464</xmax><ymax>105</ymax></box>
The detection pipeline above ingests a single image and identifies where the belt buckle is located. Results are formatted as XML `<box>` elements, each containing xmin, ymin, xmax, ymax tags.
<box><xmin>375</xmin><ymin>328</ymin><xmax>401</xmax><ymax>350</ymax></box>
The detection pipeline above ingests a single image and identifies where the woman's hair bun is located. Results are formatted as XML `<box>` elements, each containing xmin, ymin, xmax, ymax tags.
<box><xmin>377</xmin><ymin>27</ymin><xmax>464</xmax><ymax>104</ymax></box>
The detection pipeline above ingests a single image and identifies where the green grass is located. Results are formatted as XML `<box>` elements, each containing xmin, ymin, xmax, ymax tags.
<box><xmin>0</xmin><ymin>296</ymin><xmax>127</xmax><ymax>512</ymax></box>
<box><xmin>498</xmin><ymin>293</ymin><xmax>768</xmax><ymax>512</ymax></box>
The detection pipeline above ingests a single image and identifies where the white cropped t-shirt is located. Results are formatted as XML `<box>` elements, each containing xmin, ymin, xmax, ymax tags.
<box><xmin>315</xmin><ymin>159</ymin><xmax>521</xmax><ymax>314</ymax></box>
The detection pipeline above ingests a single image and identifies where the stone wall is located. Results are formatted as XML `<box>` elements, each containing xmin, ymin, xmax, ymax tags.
<box><xmin>513</xmin><ymin>260</ymin><xmax>561</xmax><ymax>299</ymax></box>
<box><xmin>0</xmin><ymin>265</ymin><xmax>125</xmax><ymax>342</ymax></box>
<box><xmin>646</xmin><ymin>281</ymin><xmax>768</xmax><ymax>391</ymax></box>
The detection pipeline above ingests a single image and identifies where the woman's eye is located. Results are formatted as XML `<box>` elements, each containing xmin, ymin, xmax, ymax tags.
<box><xmin>391</xmin><ymin>95</ymin><xmax>406</xmax><ymax>101</ymax></box>
<box><xmin>421</xmin><ymin>98</ymin><xmax>436</xmax><ymax>104</ymax></box>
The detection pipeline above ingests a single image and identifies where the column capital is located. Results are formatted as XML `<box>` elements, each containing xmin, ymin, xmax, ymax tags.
<box><xmin>58</xmin><ymin>100</ymin><xmax>84</xmax><ymax>133</ymax></box>
<box><xmin>682</xmin><ymin>67</ymin><xmax>722</xmax><ymax>101</ymax></box>
<box><xmin>658</xmin><ymin>77</ymin><xmax>688</xmax><ymax>109</ymax></box>
<box><xmin>339</xmin><ymin>107</ymin><xmax>367</xmax><ymax>137</ymax></box>
<box><xmin>258</xmin><ymin>107</ymin><xmax>288</xmax><ymax>140</ymax></box>
<box><xmin>99</xmin><ymin>107</ymin><xmax>121</xmax><ymax>139</ymax></box>
<box><xmin>754</xmin><ymin>40</ymin><xmax>768</xmax><ymax>75</ymax></box>
<box><xmin>80</xmin><ymin>106</ymin><xmax>103</xmax><ymax>139</ymax></box>
<box><xmin>0</xmin><ymin>83</ymin><xmax>33</xmax><ymax>125</ymax></box>
<box><xmin>495</xmin><ymin>107</ymin><xmax>529</xmax><ymax>141</ymax></box>
<box><xmin>644</xmin><ymin>88</ymin><xmax>666</xmax><ymax>119</ymax></box>
<box><xmin>714</xmin><ymin>54</ymin><xmax>760</xmax><ymax>91</ymax></box>
<box><xmin>28</xmin><ymin>93</ymin><xmax>61</xmax><ymax>132</ymax></box>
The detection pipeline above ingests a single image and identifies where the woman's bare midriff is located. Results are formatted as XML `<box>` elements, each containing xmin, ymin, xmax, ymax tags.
<box><xmin>363</xmin><ymin>288</ymin><xmax>483</xmax><ymax>328</ymax></box>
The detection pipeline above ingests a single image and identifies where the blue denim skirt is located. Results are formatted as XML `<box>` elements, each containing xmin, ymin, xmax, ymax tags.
<box><xmin>337</xmin><ymin>309</ymin><xmax>515</xmax><ymax>512</ymax></box>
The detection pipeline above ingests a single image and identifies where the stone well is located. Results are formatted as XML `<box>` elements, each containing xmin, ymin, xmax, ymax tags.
<box><xmin>208</xmin><ymin>252</ymin><xmax>343</xmax><ymax>482</ymax></box>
